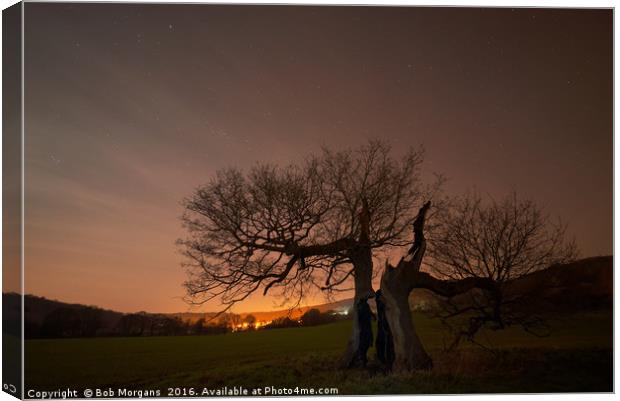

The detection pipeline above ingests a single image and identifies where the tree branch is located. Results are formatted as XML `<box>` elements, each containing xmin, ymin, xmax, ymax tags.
<box><xmin>411</xmin><ymin>271</ymin><xmax>497</xmax><ymax>297</ymax></box>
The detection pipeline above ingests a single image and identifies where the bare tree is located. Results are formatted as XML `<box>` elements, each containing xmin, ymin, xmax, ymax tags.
<box><xmin>378</xmin><ymin>202</ymin><xmax>497</xmax><ymax>371</ymax></box>
<box><xmin>178</xmin><ymin>140</ymin><xmax>440</xmax><ymax>367</ymax></box>
<box><xmin>243</xmin><ymin>314</ymin><xmax>257</xmax><ymax>328</ymax></box>
<box><xmin>376</xmin><ymin>192</ymin><xmax>577</xmax><ymax>372</ymax></box>
<box><xmin>426</xmin><ymin>192</ymin><xmax>578</xmax><ymax>350</ymax></box>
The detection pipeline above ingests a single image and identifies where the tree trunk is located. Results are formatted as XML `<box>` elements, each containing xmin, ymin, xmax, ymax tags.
<box><xmin>379</xmin><ymin>267</ymin><xmax>432</xmax><ymax>371</ymax></box>
<box><xmin>339</xmin><ymin>199</ymin><xmax>375</xmax><ymax>369</ymax></box>
<box><xmin>338</xmin><ymin>250</ymin><xmax>374</xmax><ymax>368</ymax></box>
<box><xmin>378</xmin><ymin>201</ymin><xmax>433</xmax><ymax>371</ymax></box>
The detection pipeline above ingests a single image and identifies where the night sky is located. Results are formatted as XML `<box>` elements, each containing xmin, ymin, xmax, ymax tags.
<box><xmin>23</xmin><ymin>4</ymin><xmax>612</xmax><ymax>313</ymax></box>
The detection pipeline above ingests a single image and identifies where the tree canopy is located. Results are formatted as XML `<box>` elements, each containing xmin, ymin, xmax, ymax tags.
<box><xmin>178</xmin><ymin>140</ymin><xmax>439</xmax><ymax>312</ymax></box>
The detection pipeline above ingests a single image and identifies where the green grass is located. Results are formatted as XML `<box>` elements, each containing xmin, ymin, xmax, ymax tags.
<box><xmin>25</xmin><ymin>311</ymin><xmax>612</xmax><ymax>394</ymax></box>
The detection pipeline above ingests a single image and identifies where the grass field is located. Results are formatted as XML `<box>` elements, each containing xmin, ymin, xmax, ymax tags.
<box><xmin>25</xmin><ymin>311</ymin><xmax>612</xmax><ymax>394</ymax></box>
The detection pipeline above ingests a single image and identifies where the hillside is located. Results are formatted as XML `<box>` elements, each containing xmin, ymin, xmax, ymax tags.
<box><xmin>505</xmin><ymin>256</ymin><xmax>612</xmax><ymax>311</ymax></box>
<box><xmin>8</xmin><ymin>255</ymin><xmax>612</xmax><ymax>338</ymax></box>
<box><xmin>5</xmin><ymin>294</ymin><xmax>124</xmax><ymax>326</ymax></box>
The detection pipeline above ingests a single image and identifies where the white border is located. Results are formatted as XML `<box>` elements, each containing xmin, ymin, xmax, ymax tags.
<box><xmin>0</xmin><ymin>2</ymin><xmax>615</xmax><ymax>401</ymax></box>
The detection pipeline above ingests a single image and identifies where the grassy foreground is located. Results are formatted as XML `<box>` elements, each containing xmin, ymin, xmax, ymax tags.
<box><xmin>25</xmin><ymin>311</ymin><xmax>612</xmax><ymax>394</ymax></box>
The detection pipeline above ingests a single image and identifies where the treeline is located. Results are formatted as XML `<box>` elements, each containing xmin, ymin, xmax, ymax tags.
<box><xmin>20</xmin><ymin>293</ymin><xmax>350</xmax><ymax>339</ymax></box>
<box><xmin>25</xmin><ymin>307</ymin><xmax>232</xmax><ymax>338</ymax></box>
<box><xmin>264</xmin><ymin>308</ymin><xmax>346</xmax><ymax>329</ymax></box>
<box><xmin>25</xmin><ymin>308</ymin><xmax>187</xmax><ymax>338</ymax></box>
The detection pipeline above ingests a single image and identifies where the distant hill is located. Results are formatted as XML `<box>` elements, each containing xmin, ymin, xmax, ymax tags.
<box><xmin>411</xmin><ymin>256</ymin><xmax>613</xmax><ymax>314</ymax></box>
<box><xmin>3</xmin><ymin>294</ymin><xmax>126</xmax><ymax>338</ymax></box>
<box><xmin>169</xmin><ymin>298</ymin><xmax>353</xmax><ymax>324</ymax></box>
<box><xmin>6</xmin><ymin>256</ymin><xmax>612</xmax><ymax>337</ymax></box>
<box><xmin>4</xmin><ymin>293</ymin><xmax>354</xmax><ymax>338</ymax></box>
<box><xmin>504</xmin><ymin>255</ymin><xmax>612</xmax><ymax>312</ymax></box>
<box><xmin>4</xmin><ymin>293</ymin><xmax>124</xmax><ymax>326</ymax></box>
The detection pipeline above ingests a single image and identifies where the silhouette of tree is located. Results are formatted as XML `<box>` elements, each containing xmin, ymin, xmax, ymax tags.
<box><xmin>79</xmin><ymin>307</ymin><xmax>104</xmax><ymax>337</ymax></box>
<box><xmin>180</xmin><ymin>140</ymin><xmax>579</xmax><ymax>372</ymax></box>
<box><xmin>40</xmin><ymin>308</ymin><xmax>81</xmax><ymax>338</ymax></box>
<box><xmin>265</xmin><ymin>316</ymin><xmax>300</xmax><ymax>329</ymax></box>
<box><xmin>117</xmin><ymin>313</ymin><xmax>150</xmax><ymax>336</ymax></box>
<box><xmin>299</xmin><ymin>308</ymin><xmax>322</xmax><ymax>326</ymax></box>
<box><xmin>179</xmin><ymin>140</ymin><xmax>441</xmax><ymax>368</ymax></box>
<box><xmin>243</xmin><ymin>314</ymin><xmax>257</xmax><ymax>329</ymax></box>
<box><xmin>156</xmin><ymin>315</ymin><xmax>185</xmax><ymax>336</ymax></box>
<box><xmin>376</xmin><ymin>193</ymin><xmax>577</xmax><ymax>371</ymax></box>
<box><xmin>424</xmin><ymin>192</ymin><xmax>578</xmax><ymax>350</ymax></box>
<box><xmin>38</xmin><ymin>307</ymin><xmax>104</xmax><ymax>338</ymax></box>
<box><xmin>216</xmin><ymin>313</ymin><xmax>241</xmax><ymax>330</ymax></box>
<box><xmin>379</xmin><ymin>201</ymin><xmax>505</xmax><ymax>371</ymax></box>
<box><xmin>192</xmin><ymin>318</ymin><xmax>206</xmax><ymax>335</ymax></box>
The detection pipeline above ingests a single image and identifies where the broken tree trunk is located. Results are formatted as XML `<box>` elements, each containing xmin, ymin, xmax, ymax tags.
<box><xmin>378</xmin><ymin>201</ymin><xmax>499</xmax><ymax>371</ymax></box>
<box><xmin>378</xmin><ymin>201</ymin><xmax>433</xmax><ymax>371</ymax></box>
